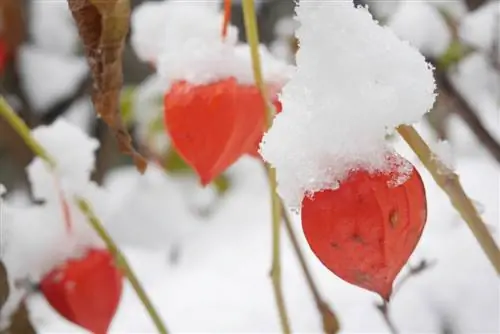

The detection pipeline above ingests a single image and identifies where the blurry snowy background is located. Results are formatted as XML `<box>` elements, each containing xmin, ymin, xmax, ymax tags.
<box><xmin>0</xmin><ymin>0</ymin><xmax>499</xmax><ymax>333</ymax></box>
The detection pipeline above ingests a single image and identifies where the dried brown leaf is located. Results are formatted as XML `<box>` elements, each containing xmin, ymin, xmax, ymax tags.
<box><xmin>0</xmin><ymin>0</ymin><xmax>25</xmax><ymax>55</ymax></box>
<box><xmin>68</xmin><ymin>0</ymin><xmax>147</xmax><ymax>173</ymax></box>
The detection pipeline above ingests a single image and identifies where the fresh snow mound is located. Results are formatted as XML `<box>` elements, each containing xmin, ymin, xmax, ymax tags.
<box><xmin>260</xmin><ymin>0</ymin><xmax>436</xmax><ymax>208</ymax></box>
<box><xmin>459</xmin><ymin>1</ymin><xmax>500</xmax><ymax>60</ymax></box>
<box><xmin>132</xmin><ymin>0</ymin><xmax>293</xmax><ymax>85</ymax></box>
<box><xmin>1</xmin><ymin>120</ymin><xmax>111</xmax><ymax>329</ymax></box>
<box><xmin>387</xmin><ymin>0</ymin><xmax>451</xmax><ymax>57</ymax></box>
<box><xmin>18</xmin><ymin>46</ymin><xmax>88</xmax><ymax>112</ymax></box>
<box><xmin>27</xmin><ymin>119</ymin><xmax>99</xmax><ymax>200</ymax></box>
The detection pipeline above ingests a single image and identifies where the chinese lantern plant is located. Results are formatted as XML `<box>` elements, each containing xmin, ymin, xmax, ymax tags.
<box><xmin>259</xmin><ymin>0</ymin><xmax>440</xmax><ymax>305</ymax></box>
<box><xmin>164</xmin><ymin>79</ymin><xmax>283</xmax><ymax>185</ymax></box>
<box><xmin>40</xmin><ymin>248</ymin><xmax>123</xmax><ymax>334</ymax></box>
<box><xmin>301</xmin><ymin>154</ymin><xmax>427</xmax><ymax>300</ymax></box>
<box><xmin>131</xmin><ymin>0</ymin><xmax>291</xmax><ymax>186</ymax></box>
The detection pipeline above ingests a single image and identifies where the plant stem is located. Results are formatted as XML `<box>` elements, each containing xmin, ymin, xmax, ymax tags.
<box><xmin>0</xmin><ymin>97</ymin><xmax>55</xmax><ymax>168</ymax></box>
<box><xmin>76</xmin><ymin>199</ymin><xmax>169</xmax><ymax>334</ymax></box>
<box><xmin>398</xmin><ymin>125</ymin><xmax>500</xmax><ymax>274</ymax></box>
<box><xmin>0</xmin><ymin>95</ymin><xmax>170</xmax><ymax>334</ymax></box>
<box><xmin>241</xmin><ymin>0</ymin><xmax>291</xmax><ymax>333</ymax></box>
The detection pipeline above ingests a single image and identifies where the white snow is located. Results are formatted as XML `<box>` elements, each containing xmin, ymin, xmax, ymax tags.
<box><xmin>130</xmin><ymin>1</ymin><xmax>172</xmax><ymax>65</ymax></box>
<box><xmin>131</xmin><ymin>74</ymin><xmax>170</xmax><ymax>153</ymax></box>
<box><xmin>18</xmin><ymin>45</ymin><xmax>88</xmax><ymax>112</ymax></box>
<box><xmin>367</xmin><ymin>0</ymin><xmax>466</xmax><ymax>22</ymax></box>
<box><xmin>459</xmin><ymin>1</ymin><xmax>500</xmax><ymax>60</ymax></box>
<box><xmin>102</xmin><ymin>165</ymin><xmax>200</xmax><ymax>252</ymax></box>
<box><xmin>0</xmin><ymin>121</ymin><xmax>108</xmax><ymax>329</ymax></box>
<box><xmin>0</xmin><ymin>0</ymin><xmax>498</xmax><ymax>332</ymax></box>
<box><xmin>132</xmin><ymin>0</ymin><xmax>237</xmax><ymax>67</ymax></box>
<box><xmin>19</xmin><ymin>151</ymin><xmax>500</xmax><ymax>333</ymax></box>
<box><xmin>448</xmin><ymin>53</ymin><xmax>500</xmax><ymax>151</ymax></box>
<box><xmin>430</xmin><ymin>139</ymin><xmax>455</xmax><ymax>172</ymax></box>
<box><xmin>260</xmin><ymin>0</ymin><xmax>436</xmax><ymax>207</ymax></box>
<box><xmin>29</xmin><ymin>0</ymin><xmax>79</xmax><ymax>55</ymax></box>
<box><xmin>27</xmin><ymin>119</ymin><xmax>99</xmax><ymax>200</ymax></box>
<box><xmin>132</xmin><ymin>0</ymin><xmax>293</xmax><ymax>85</ymax></box>
<box><xmin>387</xmin><ymin>0</ymin><xmax>452</xmax><ymax>57</ymax></box>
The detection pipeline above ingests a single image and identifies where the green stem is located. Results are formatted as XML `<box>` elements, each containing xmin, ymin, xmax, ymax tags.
<box><xmin>0</xmin><ymin>95</ymin><xmax>169</xmax><ymax>333</ymax></box>
<box><xmin>398</xmin><ymin>125</ymin><xmax>500</xmax><ymax>275</ymax></box>
<box><xmin>0</xmin><ymin>97</ymin><xmax>55</xmax><ymax>168</ymax></box>
<box><xmin>241</xmin><ymin>0</ymin><xmax>291</xmax><ymax>333</ymax></box>
<box><xmin>76</xmin><ymin>199</ymin><xmax>169</xmax><ymax>334</ymax></box>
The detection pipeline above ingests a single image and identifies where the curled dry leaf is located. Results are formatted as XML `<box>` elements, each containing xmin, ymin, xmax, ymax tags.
<box><xmin>0</xmin><ymin>0</ymin><xmax>25</xmax><ymax>68</ymax></box>
<box><xmin>67</xmin><ymin>0</ymin><xmax>147</xmax><ymax>173</ymax></box>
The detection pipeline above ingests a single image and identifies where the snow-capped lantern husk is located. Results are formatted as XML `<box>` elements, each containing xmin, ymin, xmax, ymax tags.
<box><xmin>260</xmin><ymin>0</ymin><xmax>436</xmax><ymax>208</ymax></box>
<box><xmin>131</xmin><ymin>0</ymin><xmax>293</xmax><ymax>185</ymax></box>
<box><xmin>260</xmin><ymin>1</ymin><xmax>436</xmax><ymax>297</ymax></box>
<box><xmin>301</xmin><ymin>153</ymin><xmax>427</xmax><ymax>300</ymax></box>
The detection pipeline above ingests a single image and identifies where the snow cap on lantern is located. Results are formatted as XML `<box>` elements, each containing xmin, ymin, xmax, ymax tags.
<box><xmin>136</xmin><ymin>0</ymin><xmax>293</xmax><ymax>85</ymax></box>
<box><xmin>131</xmin><ymin>0</ymin><xmax>236</xmax><ymax>66</ymax></box>
<box><xmin>260</xmin><ymin>0</ymin><xmax>436</xmax><ymax>208</ymax></box>
<box><xmin>27</xmin><ymin>119</ymin><xmax>100</xmax><ymax>201</ymax></box>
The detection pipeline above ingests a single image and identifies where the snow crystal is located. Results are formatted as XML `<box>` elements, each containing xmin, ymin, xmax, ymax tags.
<box><xmin>387</xmin><ymin>0</ymin><xmax>451</xmax><ymax>57</ymax></box>
<box><xmin>260</xmin><ymin>0</ymin><xmax>436</xmax><ymax>207</ymax></box>
<box><xmin>459</xmin><ymin>1</ymin><xmax>500</xmax><ymax>61</ymax></box>
<box><xmin>132</xmin><ymin>0</ymin><xmax>293</xmax><ymax>85</ymax></box>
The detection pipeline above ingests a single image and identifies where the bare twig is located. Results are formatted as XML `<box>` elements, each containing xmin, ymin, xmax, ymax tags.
<box><xmin>392</xmin><ymin>259</ymin><xmax>437</xmax><ymax>297</ymax></box>
<box><xmin>375</xmin><ymin>301</ymin><xmax>399</xmax><ymax>334</ymax></box>
<box><xmin>281</xmin><ymin>204</ymin><xmax>340</xmax><ymax>334</ymax></box>
<box><xmin>397</xmin><ymin>125</ymin><xmax>500</xmax><ymax>274</ymax></box>
<box><xmin>375</xmin><ymin>259</ymin><xmax>436</xmax><ymax>334</ymax></box>
<box><xmin>434</xmin><ymin>67</ymin><xmax>500</xmax><ymax>164</ymax></box>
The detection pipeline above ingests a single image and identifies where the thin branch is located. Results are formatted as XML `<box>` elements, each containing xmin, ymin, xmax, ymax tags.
<box><xmin>0</xmin><ymin>95</ymin><xmax>169</xmax><ymax>334</ymax></box>
<box><xmin>434</xmin><ymin>67</ymin><xmax>500</xmax><ymax>164</ymax></box>
<box><xmin>281</xmin><ymin>203</ymin><xmax>340</xmax><ymax>334</ymax></box>
<box><xmin>241</xmin><ymin>0</ymin><xmax>291</xmax><ymax>332</ymax></box>
<box><xmin>375</xmin><ymin>259</ymin><xmax>436</xmax><ymax>334</ymax></box>
<box><xmin>76</xmin><ymin>199</ymin><xmax>169</xmax><ymax>334</ymax></box>
<box><xmin>375</xmin><ymin>301</ymin><xmax>399</xmax><ymax>334</ymax></box>
<box><xmin>397</xmin><ymin>125</ymin><xmax>500</xmax><ymax>274</ymax></box>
